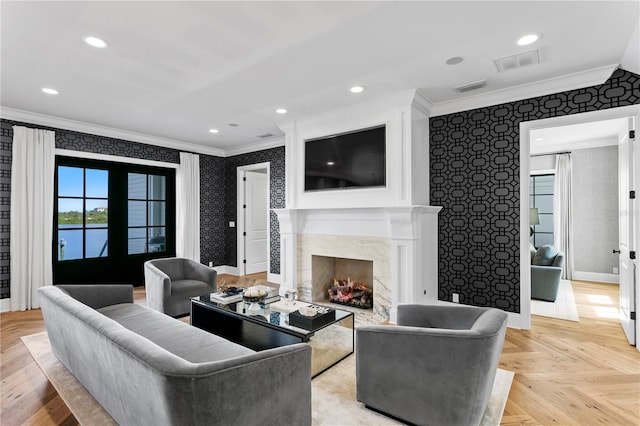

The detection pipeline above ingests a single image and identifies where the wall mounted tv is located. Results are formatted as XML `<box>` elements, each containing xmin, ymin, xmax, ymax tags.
<box><xmin>304</xmin><ymin>125</ymin><xmax>386</xmax><ymax>192</ymax></box>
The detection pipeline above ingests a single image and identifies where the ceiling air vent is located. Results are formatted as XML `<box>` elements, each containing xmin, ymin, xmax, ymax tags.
<box><xmin>455</xmin><ymin>80</ymin><xmax>487</xmax><ymax>93</ymax></box>
<box><xmin>257</xmin><ymin>133</ymin><xmax>274</xmax><ymax>139</ymax></box>
<box><xmin>494</xmin><ymin>49</ymin><xmax>540</xmax><ymax>73</ymax></box>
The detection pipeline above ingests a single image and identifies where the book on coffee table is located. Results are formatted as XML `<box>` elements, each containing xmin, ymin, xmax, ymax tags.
<box><xmin>269</xmin><ymin>300</ymin><xmax>310</xmax><ymax>313</ymax></box>
<box><xmin>209</xmin><ymin>292</ymin><xmax>243</xmax><ymax>304</ymax></box>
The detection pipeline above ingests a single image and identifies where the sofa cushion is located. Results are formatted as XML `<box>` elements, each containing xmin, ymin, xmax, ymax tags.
<box><xmin>98</xmin><ymin>303</ymin><xmax>254</xmax><ymax>363</ymax></box>
<box><xmin>533</xmin><ymin>244</ymin><xmax>558</xmax><ymax>266</ymax></box>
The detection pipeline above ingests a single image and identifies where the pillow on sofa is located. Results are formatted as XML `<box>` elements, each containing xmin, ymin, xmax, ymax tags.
<box><xmin>533</xmin><ymin>244</ymin><xmax>558</xmax><ymax>266</ymax></box>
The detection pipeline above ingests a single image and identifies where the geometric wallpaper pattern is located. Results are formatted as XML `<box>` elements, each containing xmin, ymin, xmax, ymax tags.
<box><xmin>224</xmin><ymin>146</ymin><xmax>285</xmax><ymax>274</ymax></box>
<box><xmin>430</xmin><ymin>68</ymin><xmax>640</xmax><ymax>313</ymax></box>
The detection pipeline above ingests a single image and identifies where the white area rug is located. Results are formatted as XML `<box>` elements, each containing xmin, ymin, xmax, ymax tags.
<box><xmin>531</xmin><ymin>279</ymin><xmax>579</xmax><ymax>322</ymax></box>
<box><xmin>23</xmin><ymin>330</ymin><xmax>513</xmax><ymax>426</ymax></box>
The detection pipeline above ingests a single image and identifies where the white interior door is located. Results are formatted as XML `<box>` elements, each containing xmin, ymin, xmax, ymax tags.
<box><xmin>244</xmin><ymin>171</ymin><xmax>268</xmax><ymax>274</ymax></box>
<box><xmin>618</xmin><ymin>117</ymin><xmax>636</xmax><ymax>346</ymax></box>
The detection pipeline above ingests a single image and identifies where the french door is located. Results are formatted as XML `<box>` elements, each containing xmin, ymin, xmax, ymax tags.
<box><xmin>53</xmin><ymin>157</ymin><xmax>176</xmax><ymax>285</ymax></box>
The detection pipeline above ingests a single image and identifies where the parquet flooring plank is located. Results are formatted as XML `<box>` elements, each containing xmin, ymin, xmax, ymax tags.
<box><xmin>1</xmin><ymin>278</ymin><xmax>639</xmax><ymax>425</ymax></box>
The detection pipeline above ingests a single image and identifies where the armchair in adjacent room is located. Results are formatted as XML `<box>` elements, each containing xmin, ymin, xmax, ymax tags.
<box><xmin>144</xmin><ymin>257</ymin><xmax>217</xmax><ymax>317</ymax></box>
<box><xmin>531</xmin><ymin>244</ymin><xmax>565</xmax><ymax>302</ymax></box>
<box><xmin>356</xmin><ymin>303</ymin><xmax>508</xmax><ymax>426</ymax></box>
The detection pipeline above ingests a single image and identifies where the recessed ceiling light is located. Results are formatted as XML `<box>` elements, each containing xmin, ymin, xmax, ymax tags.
<box><xmin>350</xmin><ymin>86</ymin><xmax>365</xmax><ymax>93</ymax></box>
<box><xmin>446</xmin><ymin>56</ymin><xmax>464</xmax><ymax>65</ymax></box>
<box><xmin>276</xmin><ymin>108</ymin><xmax>287</xmax><ymax>114</ymax></box>
<box><xmin>84</xmin><ymin>36</ymin><xmax>109</xmax><ymax>48</ymax></box>
<box><xmin>517</xmin><ymin>34</ymin><xmax>539</xmax><ymax>46</ymax></box>
<box><xmin>534</xmin><ymin>137</ymin><xmax>544</xmax><ymax>142</ymax></box>
<box><xmin>42</xmin><ymin>88</ymin><xmax>59</xmax><ymax>95</ymax></box>
<box><xmin>327</xmin><ymin>161</ymin><xmax>335</xmax><ymax>166</ymax></box>
<box><xmin>209</xmin><ymin>129</ymin><xmax>219</xmax><ymax>134</ymax></box>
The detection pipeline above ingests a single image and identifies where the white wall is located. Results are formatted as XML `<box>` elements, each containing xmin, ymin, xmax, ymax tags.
<box><xmin>572</xmin><ymin>145</ymin><xmax>619</xmax><ymax>279</ymax></box>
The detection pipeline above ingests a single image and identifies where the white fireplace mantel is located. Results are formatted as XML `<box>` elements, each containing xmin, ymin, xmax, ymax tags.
<box><xmin>274</xmin><ymin>206</ymin><xmax>441</xmax><ymax>322</ymax></box>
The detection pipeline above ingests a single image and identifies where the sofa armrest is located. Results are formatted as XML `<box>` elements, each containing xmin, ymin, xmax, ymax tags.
<box><xmin>56</xmin><ymin>284</ymin><xmax>133</xmax><ymax>309</ymax></box>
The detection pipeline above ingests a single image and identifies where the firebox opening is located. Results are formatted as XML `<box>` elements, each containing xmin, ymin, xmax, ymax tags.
<box><xmin>311</xmin><ymin>255</ymin><xmax>373</xmax><ymax>310</ymax></box>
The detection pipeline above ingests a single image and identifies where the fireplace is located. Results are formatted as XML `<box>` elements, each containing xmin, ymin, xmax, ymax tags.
<box><xmin>312</xmin><ymin>255</ymin><xmax>373</xmax><ymax>309</ymax></box>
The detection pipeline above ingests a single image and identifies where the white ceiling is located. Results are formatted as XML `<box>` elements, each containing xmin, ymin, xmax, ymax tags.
<box><xmin>1</xmin><ymin>1</ymin><xmax>638</xmax><ymax>154</ymax></box>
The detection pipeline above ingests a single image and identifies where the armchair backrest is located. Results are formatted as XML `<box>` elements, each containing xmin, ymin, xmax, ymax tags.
<box><xmin>146</xmin><ymin>257</ymin><xmax>190</xmax><ymax>280</ymax></box>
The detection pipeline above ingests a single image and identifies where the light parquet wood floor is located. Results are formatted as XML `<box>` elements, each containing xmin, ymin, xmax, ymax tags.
<box><xmin>1</xmin><ymin>277</ymin><xmax>638</xmax><ymax>425</ymax></box>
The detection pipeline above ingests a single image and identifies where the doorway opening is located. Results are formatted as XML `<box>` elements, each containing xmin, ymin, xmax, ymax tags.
<box><xmin>520</xmin><ymin>104</ymin><xmax>640</xmax><ymax>347</ymax></box>
<box><xmin>236</xmin><ymin>162</ymin><xmax>270</xmax><ymax>277</ymax></box>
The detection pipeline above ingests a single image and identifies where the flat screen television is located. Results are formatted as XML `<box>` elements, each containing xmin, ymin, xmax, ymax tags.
<box><xmin>304</xmin><ymin>125</ymin><xmax>386</xmax><ymax>192</ymax></box>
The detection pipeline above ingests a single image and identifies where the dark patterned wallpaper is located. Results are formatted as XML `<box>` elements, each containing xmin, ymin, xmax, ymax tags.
<box><xmin>200</xmin><ymin>155</ymin><xmax>227</xmax><ymax>267</ymax></box>
<box><xmin>430</xmin><ymin>68</ymin><xmax>640</xmax><ymax>313</ymax></box>
<box><xmin>224</xmin><ymin>147</ymin><xmax>286</xmax><ymax>274</ymax></box>
<box><xmin>0</xmin><ymin>119</ymin><xmax>228</xmax><ymax>298</ymax></box>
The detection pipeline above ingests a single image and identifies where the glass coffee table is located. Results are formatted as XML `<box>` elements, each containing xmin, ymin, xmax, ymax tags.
<box><xmin>190</xmin><ymin>295</ymin><xmax>354</xmax><ymax>377</ymax></box>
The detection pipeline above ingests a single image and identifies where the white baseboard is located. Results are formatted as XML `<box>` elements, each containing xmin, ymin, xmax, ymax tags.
<box><xmin>0</xmin><ymin>298</ymin><xmax>10</xmax><ymax>313</ymax></box>
<box><xmin>573</xmin><ymin>271</ymin><xmax>619</xmax><ymax>284</ymax></box>
<box><xmin>212</xmin><ymin>265</ymin><xmax>239</xmax><ymax>276</ymax></box>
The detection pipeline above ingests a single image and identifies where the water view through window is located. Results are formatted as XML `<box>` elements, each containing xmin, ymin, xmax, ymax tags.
<box><xmin>57</xmin><ymin>166</ymin><xmax>109</xmax><ymax>261</ymax></box>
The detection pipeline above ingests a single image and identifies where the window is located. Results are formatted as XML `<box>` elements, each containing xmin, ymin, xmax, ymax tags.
<box><xmin>529</xmin><ymin>174</ymin><xmax>554</xmax><ymax>248</ymax></box>
<box><xmin>54</xmin><ymin>156</ymin><xmax>175</xmax><ymax>285</ymax></box>
<box><xmin>57</xmin><ymin>166</ymin><xmax>109</xmax><ymax>260</ymax></box>
<box><xmin>128</xmin><ymin>173</ymin><xmax>167</xmax><ymax>254</ymax></box>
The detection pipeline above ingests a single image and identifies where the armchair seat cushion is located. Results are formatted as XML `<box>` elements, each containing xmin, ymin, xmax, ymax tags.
<box><xmin>171</xmin><ymin>280</ymin><xmax>213</xmax><ymax>297</ymax></box>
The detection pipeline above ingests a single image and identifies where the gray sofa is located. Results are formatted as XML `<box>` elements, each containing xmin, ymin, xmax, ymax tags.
<box><xmin>38</xmin><ymin>284</ymin><xmax>312</xmax><ymax>426</ymax></box>
<box><xmin>531</xmin><ymin>244</ymin><xmax>565</xmax><ymax>302</ymax></box>
<box><xmin>356</xmin><ymin>303</ymin><xmax>508</xmax><ymax>426</ymax></box>
<box><xmin>144</xmin><ymin>257</ymin><xmax>217</xmax><ymax>317</ymax></box>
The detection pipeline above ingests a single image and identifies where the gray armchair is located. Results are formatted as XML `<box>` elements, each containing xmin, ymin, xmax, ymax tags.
<box><xmin>144</xmin><ymin>257</ymin><xmax>217</xmax><ymax>317</ymax></box>
<box><xmin>356</xmin><ymin>304</ymin><xmax>508</xmax><ymax>426</ymax></box>
<box><xmin>531</xmin><ymin>244</ymin><xmax>565</xmax><ymax>302</ymax></box>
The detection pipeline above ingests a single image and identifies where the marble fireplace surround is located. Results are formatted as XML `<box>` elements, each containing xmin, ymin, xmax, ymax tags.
<box><xmin>274</xmin><ymin>206</ymin><xmax>441</xmax><ymax>322</ymax></box>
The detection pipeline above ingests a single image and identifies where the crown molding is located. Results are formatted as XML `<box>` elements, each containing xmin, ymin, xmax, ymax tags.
<box><xmin>223</xmin><ymin>136</ymin><xmax>285</xmax><ymax>157</ymax></box>
<box><xmin>0</xmin><ymin>107</ymin><xmax>226</xmax><ymax>157</ymax></box>
<box><xmin>429</xmin><ymin>64</ymin><xmax>619</xmax><ymax>117</ymax></box>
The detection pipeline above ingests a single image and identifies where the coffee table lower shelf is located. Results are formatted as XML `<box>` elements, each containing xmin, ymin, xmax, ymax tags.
<box><xmin>190</xmin><ymin>298</ymin><xmax>354</xmax><ymax>378</ymax></box>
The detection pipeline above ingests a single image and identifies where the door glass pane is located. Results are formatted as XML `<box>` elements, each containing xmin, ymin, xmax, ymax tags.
<box><xmin>148</xmin><ymin>175</ymin><xmax>166</xmax><ymax>200</ymax></box>
<box><xmin>58</xmin><ymin>198</ymin><xmax>83</xmax><ymax>225</ymax></box>
<box><xmin>535</xmin><ymin>233</ymin><xmax>554</xmax><ymax>247</ymax></box>
<box><xmin>535</xmin><ymin>194</ymin><xmax>553</xmax><ymax>214</ymax></box>
<box><xmin>148</xmin><ymin>201</ymin><xmax>165</xmax><ymax>226</ymax></box>
<box><xmin>58</xmin><ymin>229</ymin><xmax>83</xmax><ymax>261</ymax></box>
<box><xmin>86</xmin><ymin>199</ymin><xmax>108</xmax><ymax>226</ymax></box>
<box><xmin>148</xmin><ymin>227</ymin><xmax>166</xmax><ymax>253</ymax></box>
<box><xmin>58</xmin><ymin>166</ymin><xmax>84</xmax><ymax>197</ymax></box>
<box><xmin>86</xmin><ymin>169</ymin><xmax>108</xmax><ymax>198</ymax></box>
<box><xmin>128</xmin><ymin>201</ymin><xmax>146</xmax><ymax>226</ymax></box>
<box><xmin>86</xmin><ymin>228</ymin><xmax>108</xmax><ymax>258</ymax></box>
<box><xmin>535</xmin><ymin>175</ymin><xmax>554</xmax><ymax>194</ymax></box>
<box><xmin>128</xmin><ymin>228</ymin><xmax>147</xmax><ymax>254</ymax></box>
<box><xmin>128</xmin><ymin>173</ymin><xmax>147</xmax><ymax>199</ymax></box>
<box><xmin>537</xmin><ymin>214</ymin><xmax>553</xmax><ymax>233</ymax></box>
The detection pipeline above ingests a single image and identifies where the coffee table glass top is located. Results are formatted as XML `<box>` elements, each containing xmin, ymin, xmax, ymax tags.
<box><xmin>192</xmin><ymin>294</ymin><xmax>353</xmax><ymax>336</ymax></box>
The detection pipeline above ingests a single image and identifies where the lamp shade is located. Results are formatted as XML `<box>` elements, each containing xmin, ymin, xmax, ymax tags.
<box><xmin>530</xmin><ymin>208</ymin><xmax>540</xmax><ymax>225</ymax></box>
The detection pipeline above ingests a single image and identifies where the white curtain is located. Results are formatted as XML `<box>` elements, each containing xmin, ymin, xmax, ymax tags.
<box><xmin>176</xmin><ymin>152</ymin><xmax>201</xmax><ymax>262</ymax></box>
<box><xmin>10</xmin><ymin>126</ymin><xmax>55</xmax><ymax>311</ymax></box>
<box><xmin>553</xmin><ymin>153</ymin><xmax>573</xmax><ymax>280</ymax></box>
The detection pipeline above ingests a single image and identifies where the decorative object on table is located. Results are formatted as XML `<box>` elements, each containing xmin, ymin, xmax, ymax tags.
<box><xmin>243</xmin><ymin>286</ymin><xmax>268</xmax><ymax>313</ymax></box>
<box><xmin>284</xmin><ymin>289</ymin><xmax>297</xmax><ymax>305</ymax></box>
<box><xmin>269</xmin><ymin>311</ymin><xmax>281</xmax><ymax>325</ymax></box>
<box><xmin>269</xmin><ymin>299</ymin><xmax>308</xmax><ymax>314</ymax></box>
<box><xmin>289</xmin><ymin>304</ymin><xmax>336</xmax><ymax>330</ymax></box>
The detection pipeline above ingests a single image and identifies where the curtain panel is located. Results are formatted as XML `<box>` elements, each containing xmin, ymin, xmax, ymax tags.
<box><xmin>10</xmin><ymin>126</ymin><xmax>55</xmax><ymax>310</ymax></box>
<box><xmin>553</xmin><ymin>153</ymin><xmax>573</xmax><ymax>280</ymax></box>
<box><xmin>176</xmin><ymin>152</ymin><xmax>201</xmax><ymax>262</ymax></box>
